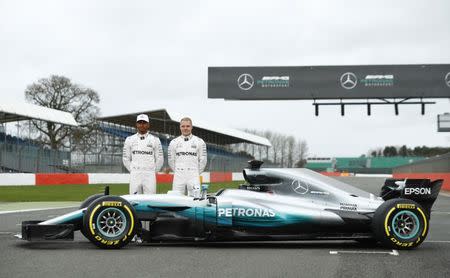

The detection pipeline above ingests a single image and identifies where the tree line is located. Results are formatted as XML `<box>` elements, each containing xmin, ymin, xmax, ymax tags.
<box><xmin>25</xmin><ymin>75</ymin><xmax>448</xmax><ymax>164</ymax></box>
<box><xmin>231</xmin><ymin>129</ymin><xmax>308</xmax><ymax>168</ymax></box>
<box><xmin>24</xmin><ymin>75</ymin><xmax>311</xmax><ymax>168</ymax></box>
<box><xmin>369</xmin><ymin>145</ymin><xmax>450</xmax><ymax>157</ymax></box>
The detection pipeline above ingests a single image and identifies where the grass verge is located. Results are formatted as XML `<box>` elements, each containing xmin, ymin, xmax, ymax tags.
<box><xmin>0</xmin><ymin>181</ymin><xmax>242</xmax><ymax>202</ymax></box>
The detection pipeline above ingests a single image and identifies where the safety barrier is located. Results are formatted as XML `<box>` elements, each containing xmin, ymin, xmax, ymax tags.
<box><xmin>87</xmin><ymin>173</ymin><xmax>130</xmax><ymax>184</ymax></box>
<box><xmin>35</xmin><ymin>173</ymin><xmax>89</xmax><ymax>186</ymax></box>
<box><xmin>210</xmin><ymin>172</ymin><xmax>233</xmax><ymax>183</ymax></box>
<box><xmin>0</xmin><ymin>173</ymin><xmax>35</xmax><ymax>186</ymax></box>
<box><xmin>1</xmin><ymin>172</ymin><xmax>448</xmax><ymax>190</ymax></box>
<box><xmin>320</xmin><ymin>172</ymin><xmax>342</xmax><ymax>177</ymax></box>
<box><xmin>0</xmin><ymin>172</ymin><xmax>238</xmax><ymax>186</ymax></box>
<box><xmin>321</xmin><ymin>172</ymin><xmax>394</xmax><ymax>178</ymax></box>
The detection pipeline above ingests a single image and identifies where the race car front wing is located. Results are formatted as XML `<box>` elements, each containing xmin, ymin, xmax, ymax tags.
<box><xmin>21</xmin><ymin>220</ymin><xmax>74</xmax><ymax>241</ymax></box>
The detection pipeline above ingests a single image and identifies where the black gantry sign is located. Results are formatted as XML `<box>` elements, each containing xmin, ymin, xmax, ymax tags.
<box><xmin>208</xmin><ymin>64</ymin><xmax>450</xmax><ymax>100</ymax></box>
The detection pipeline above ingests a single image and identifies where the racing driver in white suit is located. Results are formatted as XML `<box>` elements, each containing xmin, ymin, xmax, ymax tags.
<box><xmin>123</xmin><ymin>114</ymin><xmax>163</xmax><ymax>194</ymax></box>
<box><xmin>168</xmin><ymin>117</ymin><xmax>207</xmax><ymax>198</ymax></box>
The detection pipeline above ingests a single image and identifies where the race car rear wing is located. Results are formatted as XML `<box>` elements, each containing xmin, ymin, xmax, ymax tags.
<box><xmin>380</xmin><ymin>178</ymin><xmax>443</xmax><ymax>216</ymax></box>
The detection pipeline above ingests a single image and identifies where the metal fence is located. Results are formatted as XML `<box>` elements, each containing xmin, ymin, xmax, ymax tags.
<box><xmin>0</xmin><ymin>129</ymin><xmax>260</xmax><ymax>173</ymax></box>
<box><xmin>69</xmin><ymin>146</ymin><xmax>252</xmax><ymax>173</ymax></box>
<box><xmin>0</xmin><ymin>141</ymin><xmax>70</xmax><ymax>173</ymax></box>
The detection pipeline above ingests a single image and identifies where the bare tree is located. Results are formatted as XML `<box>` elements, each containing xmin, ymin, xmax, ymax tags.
<box><xmin>237</xmin><ymin>129</ymin><xmax>308</xmax><ymax>168</ymax></box>
<box><xmin>25</xmin><ymin>75</ymin><xmax>100</xmax><ymax>150</ymax></box>
<box><xmin>294</xmin><ymin>140</ymin><xmax>309</xmax><ymax>167</ymax></box>
<box><xmin>263</xmin><ymin>130</ymin><xmax>272</xmax><ymax>160</ymax></box>
<box><xmin>280</xmin><ymin>134</ymin><xmax>287</xmax><ymax>167</ymax></box>
<box><xmin>270</xmin><ymin>133</ymin><xmax>283</xmax><ymax>164</ymax></box>
<box><xmin>286</xmin><ymin>136</ymin><xmax>296</xmax><ymax>167</ymax></box>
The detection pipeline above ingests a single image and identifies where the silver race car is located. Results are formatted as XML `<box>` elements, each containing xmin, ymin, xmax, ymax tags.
<box><xmin>20</xmin><ymin>161</ymin><xmax>442</xmax><ymax>249</ymax></box>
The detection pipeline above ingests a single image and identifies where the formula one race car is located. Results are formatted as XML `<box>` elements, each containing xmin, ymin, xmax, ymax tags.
<box><xmin>20</xmin><ymin>161</ymin><xmax>442</xmax><ymax>250</ymax></box>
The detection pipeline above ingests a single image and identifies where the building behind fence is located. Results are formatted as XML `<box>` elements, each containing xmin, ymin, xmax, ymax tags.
<box><xmin>1</xmin><ymin>109</ymin><xmax>271</xmax><ymax>173</ymax></box>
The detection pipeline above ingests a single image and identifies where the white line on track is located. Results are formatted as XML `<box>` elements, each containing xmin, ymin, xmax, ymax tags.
<box><xmin>330</xmin><ymin>249</ymin><xmax>399</xmax><ymax>256</ymax></box>
<box><xmin>431</xmin><ymin>211</ymin><xmax>450</xmax><ymax>215</ymax></box>
<box><xmin>426</xmin><ymin>240</ymin><xmax>450</xmax><ymax>243</ymax></box>
<box><xmin>0</xmin><ymin>206</ymin><xmax>78</xmax><ymax>215</ymax></box>
<box><xmin>439</xmin><ymin>192</ymin><xmax>450</xmax><ymax>198</ymax></box>
<box><xmin>0</xmin><ymin>232</ymin><xmax>12</xmax><ymax>235</ymax></box>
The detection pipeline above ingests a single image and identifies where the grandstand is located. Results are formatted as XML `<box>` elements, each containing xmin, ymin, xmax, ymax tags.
<box><xmin>86</xmin><ymin>109</ymin><xmax>272</xmax><ymax>173</ymax></box>
<box><xmin>1</xmin><ymin>105</ymin><xmax>271</xmax><ymax>173</ymax></box>
<box><xmin>0</xmin><ymin>131</ymin><xmax>70</xmax><ymax>173</ymax></box>
<box><xmin>0</xmin><ymin>101</ymin><xmax>77</xmax><ymax>173</ymax></box>
<box><xmin>306</xmin><ymin>156</ymin><xmax>426</xmax><ymax>174</ymax></box>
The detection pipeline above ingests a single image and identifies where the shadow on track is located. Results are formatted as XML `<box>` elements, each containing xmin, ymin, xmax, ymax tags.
<box><xmin>15</xmin><ymin>239</ymin><xmax>388</xmax><ymax>251</ymax></box>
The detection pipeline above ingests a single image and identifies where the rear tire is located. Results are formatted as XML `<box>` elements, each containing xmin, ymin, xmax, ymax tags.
<box><xmin>83</xmin><ymin>196</ymin><xmax>137</xmax><ymax>249</ymax></box>
<box><xmin>372</xmin><ymin>198</ymin><xmax>429</xmax><ymax>250</ymax></box>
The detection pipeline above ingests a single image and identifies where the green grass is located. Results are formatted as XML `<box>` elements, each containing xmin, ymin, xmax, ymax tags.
<box><xmin>0</xmin><ymin>181</ymin><xmax>243</xmax><ymax>202</ymax></box>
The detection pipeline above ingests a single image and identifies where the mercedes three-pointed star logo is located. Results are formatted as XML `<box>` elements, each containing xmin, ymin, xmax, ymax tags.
<box><xmin>237</xmin><ymin>73</ymin><xmax>254</xmax><ymax>90</ymax></box>
<box><xmin>291</xmin><ymin>180</ymin><xmax>309</xmax><ymax>195</ymax></box>
<box><xmin>445</xmin><ymin>72</ymin><xmax>450</xmax><ymax>88</ymax></box>
<box><xmin>340</xmin><ymin>72</ymin><xmax>358</xmax><ymax>90</ymax></box>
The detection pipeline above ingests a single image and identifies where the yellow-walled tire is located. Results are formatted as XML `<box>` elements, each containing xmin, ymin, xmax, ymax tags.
<box><xmin>372</xmin><ymin>198</ymin><xmax>429</xmax><ymax>250</ymax></box>
<box><xmin>79</xmin><ymin>193</ymin><xmax>105</xmax><ymax>239</ymax></box>
<box><xmin>83</xmin><ymin>196</ymin><xmax>137</xmax><ymax>249</ymax></box>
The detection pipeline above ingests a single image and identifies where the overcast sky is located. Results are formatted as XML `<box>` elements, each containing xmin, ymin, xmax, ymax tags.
<box><xmin>1</xmin><ymin>0</ymin><xmax>449</xmax><ymax>157</ymax></box>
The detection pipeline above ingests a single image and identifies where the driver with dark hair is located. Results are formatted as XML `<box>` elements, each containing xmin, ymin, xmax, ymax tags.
<box><xmin>123</xmin><ymin>114</ymin><xmax>164</xmax><ymax>194</ymax></box>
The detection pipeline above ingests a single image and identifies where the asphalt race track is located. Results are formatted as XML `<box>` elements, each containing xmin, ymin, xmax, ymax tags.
<box><xmin>1</xmin><ymin>177</ymin><xmax>449</xmax><ymax>278</ymax></box>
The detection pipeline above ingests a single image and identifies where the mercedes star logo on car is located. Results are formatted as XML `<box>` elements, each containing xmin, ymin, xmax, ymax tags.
<box><xmin>291</xmin><ymin>180</ymin><xmax>309</xmax><ymax>195</ymax></box>
<box><xmin>237</xmin><ymin>73</ymin><xmax>254</xmax><ymax>90</ymax></box>
<box><xmin>445</xmin><ymin>72</ymin><xmax>450</xmax><ymax>88</ymax></box>
<box><xmin>340</xmin><ymin>72</ymin><xmax>358</xmax><ymax>90</ymax></box>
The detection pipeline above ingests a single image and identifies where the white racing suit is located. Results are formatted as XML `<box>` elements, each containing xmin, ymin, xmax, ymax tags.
<box><xmin>123</xmin><ymin>132</ymin><xmax>163</xmax><ymax>194</ymax></box>
<box><xmin>168</xmin><ymin>135</ymin><xmax>207</xmax><ymax>198</ymax></box>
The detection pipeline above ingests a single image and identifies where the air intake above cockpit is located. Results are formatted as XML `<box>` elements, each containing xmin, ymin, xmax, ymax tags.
<box><xmin>248</xmin><ymin>160</ymin><xmax>264</xmax><ymax>170</ymax></box>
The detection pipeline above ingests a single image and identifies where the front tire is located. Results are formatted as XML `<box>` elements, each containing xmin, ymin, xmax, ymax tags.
<box><xmin>79</xmin><ymin>193</ymin><xmax>105</xmax><ymax>238</ymax></box>
<box><xmin>83</xmin><ymin>196</ymin><xmax>137</xmax><ymax>249</ymax></box>
<box><xmin>372</xmin><ymin>198</ymin><xmax>429</xmax><ymax>250</ymax></box>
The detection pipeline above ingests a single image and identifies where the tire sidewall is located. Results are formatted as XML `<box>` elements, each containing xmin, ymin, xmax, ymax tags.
<box><xmin>83</xmin><ymin>196</ymin><xmax>137</xmax><ymax>249</ymax></box>
<box><xmin>373</xmin><ymin>198</ymin><xmax>429</xmax><ymax>249</ymax></box>
<box><xmin>79</xmin><ymin>193</ymin><xmax>105</xmax><ymax>238</ymax></box>
<box><xmin>79</xmin><ymin>193</ymin><xmax>105</xmax><ymax>209</ymax></box>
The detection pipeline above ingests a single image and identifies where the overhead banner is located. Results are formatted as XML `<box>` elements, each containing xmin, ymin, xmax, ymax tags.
<box><xmin>208</xmin><ymin>64</ymin><xmax>450</xmax><ymax>100</ymax></box>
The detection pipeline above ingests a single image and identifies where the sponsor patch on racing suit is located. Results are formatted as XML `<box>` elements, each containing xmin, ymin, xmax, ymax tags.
<box><xmin>168</xmin><ymin>135</ymin><xmax>207</xmax><ymax>197</ymax></box>
<box><xmin>123</xmin><ymin>132</ymin><xmax>163</xmax><ymax>194</ymax></box>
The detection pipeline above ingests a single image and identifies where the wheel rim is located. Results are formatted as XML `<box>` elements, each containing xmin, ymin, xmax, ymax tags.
<box><xmin>96</xmin><ymin>207</ymin><xmax>127</xmax><ymax>239</ymax></box>
<box><xmin>391</xmin><ymin>210</ymin><xmax>420</xmax><ymax>240</ymax></box>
